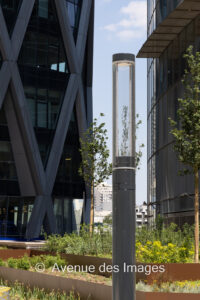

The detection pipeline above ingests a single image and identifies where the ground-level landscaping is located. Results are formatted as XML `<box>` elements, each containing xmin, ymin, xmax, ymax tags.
<box><xmin>0</xmin><ymin>253</ymin><xmax>199</xmax><ymax>299</ymax></box>
<box><xmin>2</xmin><ymin>280</ymin><xmax>80</xmax><ymax>300</ymax></box>
<box><xmin>137</xmin><ymin>280</ymin><xmax>200</xmax><ymax>293</ymax></box>
<box><xmin>0</xmin><ymin>222</ymin><xmax>199</xmax><ymax>299</ymax></box>
<box><xmin>43</xmin><ymin>223</ymin><xmax>196</xmax><ymax>263</ymax></box>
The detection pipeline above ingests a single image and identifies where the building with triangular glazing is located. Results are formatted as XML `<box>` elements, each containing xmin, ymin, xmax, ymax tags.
<box><xmin>0</xmin><ymin>0</ymin><xmax>94</xmax><ymax>240</ymax></box>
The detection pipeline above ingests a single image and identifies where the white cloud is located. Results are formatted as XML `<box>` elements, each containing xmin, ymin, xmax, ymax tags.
<box><xmin>104</xmin><ymin>24</ymin><xmax>117</xmax><ymax>32</ymax></box>
<box><xmin>103</xmin><ymin>1</ymin><xmax>147</xmax><ymax>41</ymax></box>
<box><xmin>117</xmin><ymin>30</ymin><xmax>143</xmax><ymax>40</ymax></box>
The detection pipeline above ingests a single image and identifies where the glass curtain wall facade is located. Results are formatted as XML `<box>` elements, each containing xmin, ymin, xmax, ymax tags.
<box><xmin>0</xmin><ymin>0</ymin><xmax>94</xmax><ymax>239</ymax></box>
<box><xmin>147</xmin><ymin>0</ymin><xmax>200</xmax><ymax>226</ymax></box>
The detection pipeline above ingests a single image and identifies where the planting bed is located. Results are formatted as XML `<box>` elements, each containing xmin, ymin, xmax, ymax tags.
<box><xmin>0</xmin><ymin>250</ymin><xmax>199</xmax><ymax>299</ymax></box>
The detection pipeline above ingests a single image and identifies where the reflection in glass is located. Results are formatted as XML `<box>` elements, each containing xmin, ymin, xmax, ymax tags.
<box><xmin>54</xmin><ymin>198</ymin><xmax>73</xmax><ymax>235</ymax></box>
<box><xmin>65</xmin><ymin>0</ymin><xmax>82</xmax><ymax>40</ymax></box>
<box><xmin>54</xmin><ymin>198</ymin><xmax>64</xmax><ymax>235</ymax></box>
<box><xmin>38</xmin><ymin>0</ymin><xmax>48</xmax><ymax>18</ymax></box>
<box><xmin>53</xmin><ymin>109</ymin><xmax>85</xmax><ymax>199</ymax></box>
<box><xmin>18</xmin><ymin>0</ymin><xmax>70</xmax><ymax>167</ymax></box>
<box><xmin>0</xmin><ymin>197</ymin><xmax>34</xmax><ymax>238</ymax></box>
<box><xmin>0</xmin><ymin>108</ymin><xmax>20</xmax><ymax>196</ymax></box>
<box><xmin>72</xmin><ymin>199</ymin><xmax>83</xmax><ymax>233</ymax></box>
<box><xmin>64</xmin><ymin>198</ymin><xmax>72</xmax><ymax>233</ymax></box>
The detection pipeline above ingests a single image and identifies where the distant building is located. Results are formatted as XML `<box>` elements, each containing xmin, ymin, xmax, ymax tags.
<box><xmin>136</xmin><ymin>202</ymin><xmax>147</xmax><ymax>228</ymax></box>
<box><xmin>94</xmin><ymin>182</ymin><xmax>112</xmax><ymax>224</ymax></box>
<box><xmin>94</xmin><ymin>182</ymin><xmax>112</xmax><ymax>212</ymax></box>
<box><xmin>94</xmin><ymin>211</ymin><xmax>112</xmax><ymax>224</ymax></box>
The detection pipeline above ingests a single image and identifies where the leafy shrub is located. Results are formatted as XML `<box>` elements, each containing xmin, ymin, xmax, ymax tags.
<box><xmin>136</xmin><ymin>241</ymin><xmax>194</xmax><ymax>263</ymax></box>
<box><xmin>8</xmin><ymin>255</ymin><xmax>31</xmax><ymax>270</ymax></box>
<box><xmin>0</xmin><ymin>258</ymin><xmax>5</xmax><ymax>267</ymax></box>
<box><xmin>44</xmin><ymin>224</ymin><xmax>112</xmax><ymax>257</ymax></box>
<box><xmin>43</xmin><ymin>255</ymin><xmax>66</xmax><ymax>269</ymax></box>
<box><xmin>7</xmin><ymin>254</ymin><xmax>66</xmax><ymax>271</ymax></box>
<box><xmin>30</xmin><ymin>254</ymin><xmax>66</xmax><ymax>269</ymax></box>
<box><xmin>16</xmin><ymin>255</ymin><xmax>31</xmax><ymax>270</ymax></box>
<box><xmin>7</xmin><ymin>258</ymin><xmax>18</xmax><ymax>269</ymax></box>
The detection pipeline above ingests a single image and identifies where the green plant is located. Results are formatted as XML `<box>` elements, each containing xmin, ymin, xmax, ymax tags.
<box><xmin>136</xmin><ymin>280</ymin><xmax>200</xmax><ymax>294</ymax></box>
<box><xmin>169</xmin><ymin>45</ymin><xmax>200</xmax><ymax>262</ymax></box>
<box><xmin>44</xmin><ymin>222</ymin><xmax>197</xmax><ymax>263</ymax></box>
<box><xmin>16</xmin><ymin>255</ymin><xmax>31</xmax><ymax>270</ymax></box>
<box><xmin>0</xmin><ymin>258</ymin><xmax>5</xmax><ymax>266</ymax></box>
<box><xmin>1</xmin><ymin>280</ymin><xmax>80</xmax><ymax>299</ymax></box>
<box><xmin>79</xmin><ymin>113</ymin><xmax>112</xmax><ymax>233</ymax></box>
<box><xmin>44</xmin><ymin>224</ymin><xmax>112</xmax><ymax>257</ymax></box>
<box><xmin>7</xmin><ymin>258</ymin><xmax>18</xmax><ymax>269</ymax></box>
<box><xmin>136</xmin><ymin>241</ymin><xmax>194</xmax><ymax>263</ymax></box>
<box><xmin>103</xmin><ymin>214</ymin><xmax>112</xmax><ymax>225</ymax></box>
<box><xmin>29</xmin><ymin>254</ymin><xmax>66</xmax><ymax>269</ymax></box>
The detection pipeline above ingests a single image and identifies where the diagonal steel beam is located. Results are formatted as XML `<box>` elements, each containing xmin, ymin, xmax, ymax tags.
<box><xmin>9</xmin><ymin>62</ymin><xmax>46</xmax><ymax>195</ymax></box>
<box><xmin>0</xmin><ymin>6</ymin><xmax>12</xmax><ymax>60</ymax></box>
<box><xmin>4</xmin><ymin>90</ymin><xmax>37</xmax><ymax>196</ymax></box>
<box><xmin>46</xmin><ymin>74</ymin><xmax>79</xmax><ymax>192</ymax></box>
<box><xmin>76</xmin><ymin>0</ymin><xmax>92</xmax><ymax>71</ymax></box>
<box><xmin>84</xmin><ymin>0</ymin><xmax>95</xmax><ymax>88</ymax></box>
<box><xmin>0</xmin><ymin>62</ymin><xmax>11</xmax><ymax>109</ymax></box>
<box><xmin>76</xmin><ymin>77</ymin><xmax>92</xmax><ymax>224</ymax></box>
<box><xmin>11</xmin><ymin>0</ymin><xmax>35</xmax><ymax>60</ymax></box>
<box><xmin>76</xmin><ymin>77</ymin><xmax>88</xmax><ymax>137</ymax></box>
<box><xmin>25</xmin><ymin>195</ymin><xmax>56</xmax><ymax>240</ymax></box>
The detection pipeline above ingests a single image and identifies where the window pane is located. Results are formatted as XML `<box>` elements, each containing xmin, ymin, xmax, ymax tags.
<box><xmin>38</xmin><ymin>0</ymin><xmax>48</xmax><ymax>18</ymax></box>
<box><xmin>37</xmin><ymin>102</ymin><xmax>47</xmax><ymax>128</ymax></box>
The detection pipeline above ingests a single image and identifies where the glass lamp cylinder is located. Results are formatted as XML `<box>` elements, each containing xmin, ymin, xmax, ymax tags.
<box><xmin>112</xmin><ymin>53</ymin><xmax>135</xmax><ymax>168</ymax></box>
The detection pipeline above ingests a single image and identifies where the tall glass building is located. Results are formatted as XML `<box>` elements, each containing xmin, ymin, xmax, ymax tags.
<box><xmin>0</xmin><ymin>0</ymin><xmax>94</xmax><ymax>239</ymax></box>
<box><xmin>138</xmin><ymin>0</ymin><xmax>200</xmax><ymax>226</ymax></box>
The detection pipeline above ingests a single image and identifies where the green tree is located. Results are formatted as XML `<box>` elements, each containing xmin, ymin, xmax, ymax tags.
<box><xmin>103</xmin><ymin>214</ymin><xmax>112</xmax><ymax>225</ymax></box>
<box><xmin>169</xmin><ymin>45</ymin><xmax>200</xmax><ymax>263</ymax></box>
<box><xmin>79</xmin><ymin>113</ymin><xmax>112</xmax><ymax>234</ymax></box>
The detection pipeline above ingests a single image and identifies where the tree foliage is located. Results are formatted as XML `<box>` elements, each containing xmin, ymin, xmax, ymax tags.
<box><xmin>169</xmin><ymin>45</ymin><xmax>200</xmax><ymax>263</ymax></box>
<box><xmin>169</xmin><ymin>46</ymin><xmax>200</xmax><ymax>174</ymax></box>
<box><xmin>78</xmin><ymin>113</ymin><xmax>112</xmax><ymax>188</ymax></box>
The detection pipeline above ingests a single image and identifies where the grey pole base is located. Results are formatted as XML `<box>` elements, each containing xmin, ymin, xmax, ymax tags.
<box><xmin>112</xmin><ymin>167</ymin><xmax>136</xmax><ymax>300</ymax></box>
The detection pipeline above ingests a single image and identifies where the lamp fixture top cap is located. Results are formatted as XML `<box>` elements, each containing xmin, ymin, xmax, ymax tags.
<box><xmin>112</xmin><ymin>53</ymin><xmax>135</xmax><ymax>62</ymax></box>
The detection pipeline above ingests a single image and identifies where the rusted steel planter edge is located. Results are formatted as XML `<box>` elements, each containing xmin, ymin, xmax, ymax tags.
<box><xmin>0</xmin><ymin>250</ymin><xmax>200</xmax><ymax>284</ymax></box>
<box><xmin>0</xmin><ymin>267</ymin><xmax>199</xmax><ymax>300</ymax></box>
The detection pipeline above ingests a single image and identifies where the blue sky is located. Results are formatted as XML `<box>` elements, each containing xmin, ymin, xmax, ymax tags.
<box><xmin>93</xmin><ymin>0</ymin><xmax>147</xmax><ymax>205</ymax></box>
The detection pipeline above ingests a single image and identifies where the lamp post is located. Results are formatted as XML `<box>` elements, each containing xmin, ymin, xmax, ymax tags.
<box><xmin>112</xmin><ymin>53</ymin><xmax>136</xmax><ymax>300</ymax></box>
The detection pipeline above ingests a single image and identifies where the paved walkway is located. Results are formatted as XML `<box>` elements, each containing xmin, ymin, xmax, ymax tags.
<box><xmin>0</xmin><ymin>240</ymin><xmax>45</xmax><ymax>249</ymax></box>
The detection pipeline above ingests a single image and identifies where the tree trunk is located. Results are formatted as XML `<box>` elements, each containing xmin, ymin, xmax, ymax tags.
<box><xmin>194</xmin><ymin>168</ymin><xmax>199</xmax><ymax>263</ymax></box>
<box><xmin>90</xmin><ymin>182</ymin><xmax>94</xmax><ymax>235</ymax></box>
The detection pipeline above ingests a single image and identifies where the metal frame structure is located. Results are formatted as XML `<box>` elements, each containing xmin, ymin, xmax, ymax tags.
<box><xmin>0</xmin><ymin>0</ymin><xmax>94</xmax><ymax>239</ymax></box>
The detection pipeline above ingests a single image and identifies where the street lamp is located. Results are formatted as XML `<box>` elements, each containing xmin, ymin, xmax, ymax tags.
<box><xmin>112</xmin><ymin>53</ymin><xmax>136</xmax><ymax>300</ymax></box>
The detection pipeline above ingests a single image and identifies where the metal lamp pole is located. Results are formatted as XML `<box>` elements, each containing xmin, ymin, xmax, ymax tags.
<box><xmin>112</xmin><ymin>53</ymin><xmax>136</xmax><ymax>300</ymax></box>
